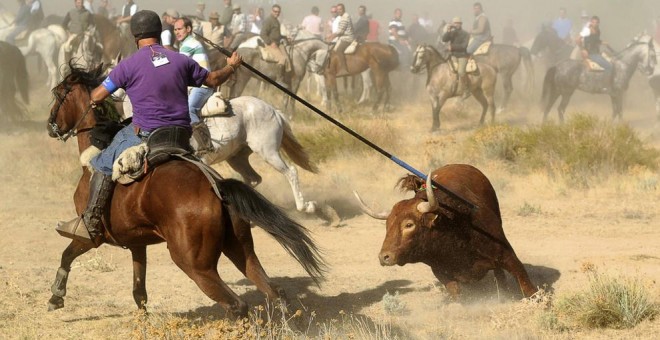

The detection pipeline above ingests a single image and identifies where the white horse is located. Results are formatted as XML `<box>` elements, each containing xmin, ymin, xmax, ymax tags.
<box><xmin>647</xmin><ymin>39</ymin><xmax>660</xmax><ymax>121</ymax></box>
<box><xmin>119</xmin><ymin>93</ymin><xmax>320</xmax><ymax>213</ymax></box>
<box><xmin>0</xmin><ymin>7</ymin><xmax>65</xmax><ymax>90</ymax></box>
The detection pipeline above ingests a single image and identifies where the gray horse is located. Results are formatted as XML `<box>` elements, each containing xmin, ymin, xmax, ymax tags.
<box><xmin>230</xmin><ymin>31</ymin><xmax>328</xmax><ymax>114</ymax></box>
<box><xmin>411</xmin><ymin>44</ymin><xmax>497</xmax><ymax>132</ymax></box>
<box><xmin>647</xmin><ymin>39</ymin><xmax>660</xmax><ymax>121</ymax></box>
<box><xmin>541</xmin><ymin>34</ymin><xmax>657</xmax><ymax>122</ymax></box>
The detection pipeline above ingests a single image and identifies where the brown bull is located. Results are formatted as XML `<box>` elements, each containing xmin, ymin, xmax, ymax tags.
<box><xmin>355</xmin><ymin>164</ymin><xmax>537</xmax><ymax>298</ymax></box>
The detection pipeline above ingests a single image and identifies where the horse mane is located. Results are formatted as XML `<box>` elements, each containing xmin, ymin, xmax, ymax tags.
<box><xmin>59</xmin><ymin>60</ymin><xmax>105</xmax><ymax>90</ymax></box>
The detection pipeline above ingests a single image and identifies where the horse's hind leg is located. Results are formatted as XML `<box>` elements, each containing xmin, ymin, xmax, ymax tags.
<box><xmin>226</xmin><ymin>146</ymin><xmax>262</xmax><ymax>187</ymax></box>
<box><xmin>222</xmin><ymin>217</ymin><xmax>285</xmax><ymax>302</ymax></box>
<box><xmin>47</xmin><ymin>240</ymin><xmax>94</xmax><ymax>311</ymax></box>
<box><xmin>472</xmin><ymin>88</ymin><xmax>490</xmax><ymax>125</ymax></box>
<box><xmin>130</xmin><ymin>246</ymin><xmax>148</xmax><ymax>310</ymax></box>
<box><xmin>557</xmin><ymin>92</ymin><xmax>574</xmax><ymax>123</ymax></box>
<box><xmin>259</xmin><ymin>149</ymin><xmax>307</xmax><ymax>212</ymax></box>
<box><xmin>499</xmin><ymin>74</ymin><xmax>514</xmax><ymax>112</ymax></box>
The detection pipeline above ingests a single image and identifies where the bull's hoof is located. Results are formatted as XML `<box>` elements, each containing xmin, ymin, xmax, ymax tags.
<box><xmin>47</xmin><ymin>295</ymin><xmax>64</xmax><ymax>311</ymax></box>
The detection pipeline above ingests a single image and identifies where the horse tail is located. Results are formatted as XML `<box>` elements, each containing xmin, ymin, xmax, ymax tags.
<box><xmin>519</xmin><ymin>46</ymin><xmax>535</xmax><ymax>95</ymax></box>
<box><xmin>219</xmin><ymin>178</ymin><xmax>327</xmax><ymax>284</ymax></box>
<box><xmin>278</xmin><ymin>112</ymin><xmax>318</xmax><ymax>173</ymax></box>
<box><xmin>14</xmin><ymin>47</ymin><xmax>29</xmax><ymax>104</ymax></box>
<box><xmin>541</xmin><ymin>66</ymin><xmax>557</xmax><ymax>109</ymax></box>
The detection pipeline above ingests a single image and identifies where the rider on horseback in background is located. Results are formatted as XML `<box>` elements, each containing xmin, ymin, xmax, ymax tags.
<box><xmin>466</xmin><ymin>2</ymin><xmax>492</xmax><ymax>55</ymax></box>
<box><xmin>61</xmin><ymin>0</ymin><xmax>94</xmax><ymax>60</ymax></box>
<box><xmin>56</xmin><ymin>10</ymin><xmax>242</xmax><ymax>247</ymax></box>
<box><xmin>6</xmin><ymin>0</ymin><xmax>30</xmax><ymax>45</ymax></box>
<box><xmin>328</xmin><ymin>3</ymin><xmax>355</xmax><ymax>76</ymax></box>
<box><xmin>442</xmin><ymin>17</ymin><xmax>470</xmax><ymax>97</ymax></box>
<box><xmin>578</xmin><ymin>15</ymin><xmax>612</xmax><ymax>72</ymax></box>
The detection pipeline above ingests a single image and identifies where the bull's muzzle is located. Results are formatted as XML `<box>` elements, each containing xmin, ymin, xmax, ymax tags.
<box><xmin>379</xmin><ymin>251</ymin><xmax>396</xmax><ymax>266</ymax></box>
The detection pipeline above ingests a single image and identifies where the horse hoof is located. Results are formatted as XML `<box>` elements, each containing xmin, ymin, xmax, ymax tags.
<box><xmin>227</xmin><ymin>301</ymin><xmax>249</xmax><ymax>319</ymax></box>
<box><xmin>47</xmin><ymin>296</ymin><xmax>64</xmax><ymax>311</ymax></box>
<box><xmin>303</xmin><ymin>201</ymin><xmax>317</xmax><ymax>214</ymax></box>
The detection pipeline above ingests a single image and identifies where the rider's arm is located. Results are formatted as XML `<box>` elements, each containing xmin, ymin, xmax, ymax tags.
<box><xmin>90</xmin><ymin>84</ymin><xmax>112</xmax><ymax>106</ymax></box>
<box><xmin>203</xmin><ymin>52</ymin><xmax>242</xmax><ymax>88</ymax></box>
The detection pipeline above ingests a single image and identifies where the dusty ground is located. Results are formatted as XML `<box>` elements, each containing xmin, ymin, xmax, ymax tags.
<box><xmin>0</xmin><ymin>69</ymin><xmax>659</xmax><ymax>339</ymax></box>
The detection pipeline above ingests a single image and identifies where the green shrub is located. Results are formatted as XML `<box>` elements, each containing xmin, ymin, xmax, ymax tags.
<box><xmin>465</xmin><ymin>115</ymin><xmax>660</xmax><ymax>182</ymax></box>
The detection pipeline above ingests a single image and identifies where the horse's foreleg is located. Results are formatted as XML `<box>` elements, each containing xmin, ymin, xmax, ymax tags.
<box><xmin>499</xmin><ymin>74</ymin><xmax>514</xmax><ymax>112</ymax></box>
<box><xmin>47</xmin><ymin>240</ymin><xmax>94</xmax><ymax>311</ymax></box>
<box><xmin>130</xmin><ymin>246</ymin><xmax>148</xmax><ymax>310</ymax></box>
<box><xmin>222</xmin><ymin>218</ymin><xmax>285</xmax><ymax>302</ymax></box>
<box><xmin>610</xmin><ymin>94</ymin><xmax>623</xmax><ymax>120</ymax></box>
<box><xmin>371</xmin><ymin>69</ymin><xmax>386</xmax><ymax>112</ymax></box>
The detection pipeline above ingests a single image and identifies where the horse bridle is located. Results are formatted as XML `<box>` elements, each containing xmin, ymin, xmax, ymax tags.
<box><xmin>48</xmin><ymin>84</ymin><xmax>95</xmax><ymax>142</ymax></box>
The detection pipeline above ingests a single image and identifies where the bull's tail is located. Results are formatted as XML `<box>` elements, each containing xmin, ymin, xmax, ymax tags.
<box><xmin>541</xmin><ymin>66</ymin><xmax>557</xmax><ymax>109</ymax></box>
<box><xmin>519</xmin><ymin>46</ymin><xmax>534</xmax><ymax>97</ymax></box>
<box><xmin>278</xmin><ymin>112</ymin><xmax>318</xmax><ymax>173</ymax></box>
<box><xmin>219</xmin><ymin>178</ymin><xmax>326</xmax><ymax>284</ymax></box>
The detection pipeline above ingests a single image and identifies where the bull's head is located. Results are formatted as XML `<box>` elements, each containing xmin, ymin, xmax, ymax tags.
<box><xmin>354</xmin><ymin>172</ymin><xmax>441</xmax><ymax>266</ymax></box>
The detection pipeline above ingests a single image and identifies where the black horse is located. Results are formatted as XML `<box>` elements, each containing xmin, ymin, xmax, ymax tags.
<box><xmin>541</xmin><ymin>34</ymin><xmax>657</xmax><ymax>122</ymax></box>
<box><xmin>530</xmin><ymin>25</ymin><xmax>574</xmax><ymax>69</ymax></box>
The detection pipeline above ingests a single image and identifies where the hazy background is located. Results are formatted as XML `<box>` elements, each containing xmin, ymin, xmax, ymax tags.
<box><xmin>3</xmin><ymin>0</ymin><xmax>660</xmax><ymax>46</ymax></box>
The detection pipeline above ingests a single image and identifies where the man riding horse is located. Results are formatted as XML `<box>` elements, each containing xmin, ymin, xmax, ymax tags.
<box><xmin>327</xmin><ymin>3</ymin><xmax>355</xmax><ymax>76</ymax></box>
<box><xmin>578</xmin><ymin>15</ymin><xmax>612</xmax><ymax>72</ymax></box>
<box><xmin>61</xmin><ymin>0</ymin><xmax>98</xmax><ymax>62</ymax></box>
<box><xmin>56</xmin><ymin>10</ymin><xmax>242</xmax><ymax>247</ymax></box>
<box><xmin>467</xmin><ymin>2</ymin><xmax>491</xmax><ymax>55</ymax></box>
<box><xmin>442</xmin><ymin>17</ymin><xmax>470</xmax><ymax>98</ymax></box>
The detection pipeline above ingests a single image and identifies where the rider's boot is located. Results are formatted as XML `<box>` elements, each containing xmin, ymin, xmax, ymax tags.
<box><xmin>460</xmin><ymin>75</ymin><xmax>471</xmax><ymax>99</ymax></box>
<box><xmin>56</xmin><ymin>171</ymin><xmax>115</xmax><ymax>247</ymax></box>
<box><xmin>192</xmin><ymin>121</ymin><xmax>215</xmax><ymax>156</ymax></box>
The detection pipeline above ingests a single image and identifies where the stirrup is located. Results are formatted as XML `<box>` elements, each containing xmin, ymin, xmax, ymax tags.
<box><xmin>56</xmin><ymin>217</ymin><xmax>101</xmax><ymax>247</ymax></box>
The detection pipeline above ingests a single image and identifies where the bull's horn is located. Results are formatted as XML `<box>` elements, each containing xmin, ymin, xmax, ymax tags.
<box><xmin>425</xmin><ymin>170</ymin><xmax>439</xmax><ymax>210</ymax></box>
<box><xmin>353</xmin><ymin>191</ymin><xmax>390</xmax><ymax>220</ymax></box>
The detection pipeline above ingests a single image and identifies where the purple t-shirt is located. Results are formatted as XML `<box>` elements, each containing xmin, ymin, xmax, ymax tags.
<box><xmin>107</xmin><ymin>44</ymin><xmax>209</xmax><ymax>131</ymax></box>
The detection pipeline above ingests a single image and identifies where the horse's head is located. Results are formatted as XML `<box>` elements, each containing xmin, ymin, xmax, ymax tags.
<box><xmin>628</xmin><ymin>33</ymin><xmax>657</xmax><ymax>76</ymax></box>
<box><xmin>48</xmin><ymin>62</ymin><xmax>105</xmax><ymax>141</ymax></box>
<box><xmin>410</xmin><ymin>44</ymin><xmax>428</xmax><ymax>73</ymax></box>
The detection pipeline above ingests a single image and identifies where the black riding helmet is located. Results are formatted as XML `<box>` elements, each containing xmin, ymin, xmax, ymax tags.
<box><xmin>130</xmin><ymin>10</ymin><xmax>162</xmax><ymax>40</ymax></box>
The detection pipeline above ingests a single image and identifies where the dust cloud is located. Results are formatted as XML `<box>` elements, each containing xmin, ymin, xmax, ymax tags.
<box><xmin>5</xmin><ymin>0</ymin><xmax>659</xmax><ymax>47</ymax></box>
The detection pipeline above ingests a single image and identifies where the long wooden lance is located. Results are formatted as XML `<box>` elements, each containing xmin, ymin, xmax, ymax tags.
<box><xmin>194</xmin><ymin>32</ymin><xmax>477</xmax><ymax>211</ymax></box>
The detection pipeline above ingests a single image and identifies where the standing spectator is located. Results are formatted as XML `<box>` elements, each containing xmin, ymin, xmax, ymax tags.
<box><xmin>249</xmin><ymin>7</ymin><xmax>264</xmax><ymax>34</ymax></box>
<box><xmin>160</xmin><ymin>9</ymin><xmax>178</xmax><ymax>51</ymax></box>
<box><xmin>552</xmin><ymin>7</ymin><xmax>572</xmax><ymax>42</ymax></box>
<box><xmin>174</xmin><ymin>16</ymin><xmax>215</xmax><ymax>154</ymax></box>
<box><xmin>219</xmin><ymin>0</ymin><xmax>233</xmax><ymax>46</ymax></box>
<box><xmin>366</xmin><ymin>14</ymin><xmax>379</xmax><ymax>42</ymax></box>
<box><xmin>501</xmin><ymin>18</ymin><xmax>518</xmax><ymax>46</ymax></box>
<box><xmin>97</xmin><ymin>0</ymin><xmax>111</xmax><ymax>18</ymax></box>
<box><xmin>301</xmin><ymin>6</ymin><xmax>323</xmax><ymax>38</ymax></box>
<box><xmin>196</xmin><ymin>1</ymin><xmax>206</xmax><ymax>20</ymax></box>
<box><xmin>467</xmin><ymin>2</ymin><xmax>491</xmax><ymax>55</ymax></box>
<box><xmin>260</xmin><ymin>4</ymin><xmax>288</xmax><ymax>71</ymax></box>
<box><xmin>354</xmin><ymin>5</ymin><xmax>369</xmax><ymax>43</ymax></box>
<box><xmin>228</xmin><ymin>4</ymin><xmax>248</xmax><ymax>50</ymax></box>
<box><xmin>84</xmin><ymin>0</ymin><xmax>95</xmax><ymax>14</ymax></box>
<box><xmin>389</xmin><ymin>8</ymin><xmax>409</xmax><ymax>51</ymax></box>
<box><xmin>407</xmin><ymin>14</ymin><xmax>427</xmax><ymax>47</ymax></box>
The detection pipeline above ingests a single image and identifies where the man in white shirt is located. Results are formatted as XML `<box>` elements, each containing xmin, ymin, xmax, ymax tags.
<box><xmin>301</xmin><ymin>6</ymin><xmax>322</xmax><ymax>38</ymax></box>
<box><xmin>160</xmin><ymin>9</ymin><xmax>179</xmax><ymax>51</ymax></box>
<box><xmin>228</xmin><ymin>4</ymin><xmax>248</xmax><ymax>50</ymax></box>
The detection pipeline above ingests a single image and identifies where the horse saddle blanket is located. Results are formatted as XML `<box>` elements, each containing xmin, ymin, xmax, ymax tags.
<box><xmin>200</xmin><ymin>93</ymin><xmax>232</xmax><ymax>117</ymax></box>
<box><xmin>472</xmin><ymin>40</ymin><xmax>492</xmax><ymax>56</ymax></box>
<box><xmin>449</xmin><ymin>57</ymin><xmax>479</xmax><ymax>74</ymax></box>
<box><xmin>343</xmin><ymin>40</ymin><xmax>359</xmax><ymax>55</ymax></box>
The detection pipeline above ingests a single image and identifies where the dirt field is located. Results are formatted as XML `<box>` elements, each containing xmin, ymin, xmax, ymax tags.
<box><xmin>1</xmin><ymin>69</ymin><xmax>659</xmax><ymax>339</ymax></box>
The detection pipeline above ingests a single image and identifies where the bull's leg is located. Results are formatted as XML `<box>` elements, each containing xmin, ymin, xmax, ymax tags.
<box><xmin>130</xmin><ymin>246</ymin><xmax>148</xmax><ymax>310</ymax></box>
<box><xmin>47</xmin><ymin>240</ymin><xmax>94</xmax><ymax>311</ymax></box>
<box><xmin>167</xmin><ymin>238</ymin><xmax>248</xmax><ymax>318</ymax></box>
<box><xmin>500</xmin><ymin>251</ymin><xmax>537</xmax><ymax>298</ymax></box>
<box><xmin>431</xmin><ymin>266</ymin><xmax>460</xmax><ymax>299</ymax></box>
<box><xmin>226</xmin><ymin>146</ymin><xmax>262</xmax><ymax>187</ymax></box>
<box><xmin>222</xmin><ymin>217</ymin><xmax>285</xmax><ymax>302</ymax></box>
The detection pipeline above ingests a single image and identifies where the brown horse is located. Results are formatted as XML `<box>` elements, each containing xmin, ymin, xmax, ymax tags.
<box><xmin>45</xmin><ymin>64</ymin><xmax>326</xmax><ymax>317</ymax></box>
<box><xmin>93</xmin><ymin>14</ymin><xmax>137</xmax><ymax>63</ymax></box>
<box><xmin>324</xmin><ymin>42</ymin><xmax>399</xmax><ymax>112</ymax></box>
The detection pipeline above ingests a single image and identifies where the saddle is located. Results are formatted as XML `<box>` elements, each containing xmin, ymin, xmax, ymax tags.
<box><xmin>585</xmin><ymin>53</ymin><xmax>613</xmax><ymax>72</ymax></box>
<box><xmin>471</xmin><ymin>40</ymin><xmax>492</xmax><ymax>56</ymax></box>
<box><xmin>342</xmin><ymin>40</ymin><xmax>359</xmax><ymax>55</ymax></box>
<box><xmin>449</xmin><ymin>57</ymin><xmax>479</xmax><ymax>74</ymax></box>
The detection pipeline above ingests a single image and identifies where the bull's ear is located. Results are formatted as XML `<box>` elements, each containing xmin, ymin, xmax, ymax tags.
<box><xmin>421</xmin><ymin>213</ymin><xmax>438</xmax><ymax>228</ymax></box>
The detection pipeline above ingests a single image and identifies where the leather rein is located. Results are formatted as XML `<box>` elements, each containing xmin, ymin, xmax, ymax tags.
<box><xmin>49</xmin><ymin>84</ymin><xmax>95</xmax><ymax>142</ymax></box>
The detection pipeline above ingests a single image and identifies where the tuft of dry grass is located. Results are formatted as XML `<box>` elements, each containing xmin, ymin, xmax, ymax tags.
<box><xmin>546</xmin><ymin>264</ymin><xmax>658</xmax><ymax>330</ymax></box>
